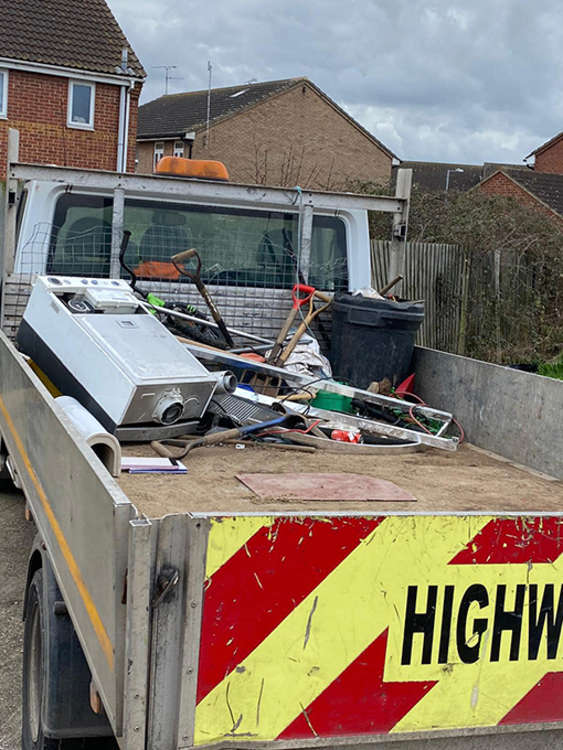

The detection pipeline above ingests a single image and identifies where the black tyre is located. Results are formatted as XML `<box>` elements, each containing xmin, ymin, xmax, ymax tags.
<box><xmin>0</xmin><ymin>445</ymin><xmax>19</xmax><ymax>493</ymax></box>
<box><xmin>22</xmin><ymin>569</ymin><xmax>58</xmax><ymax>750</ymax></box>
<box><xmin>23</xmin><ymin>571</ymin><xmax>119</xmax><ymax>749</ymax></box>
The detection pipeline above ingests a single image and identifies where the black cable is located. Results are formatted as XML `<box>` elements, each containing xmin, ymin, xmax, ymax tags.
<box><xmin>118</xmin><ymin>230</ymin><xmax>140</xmax><ymax>293</ymax></box>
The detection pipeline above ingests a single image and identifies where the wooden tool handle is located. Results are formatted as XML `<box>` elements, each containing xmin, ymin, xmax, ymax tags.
<box><xmin>266</xmin><ymin>307</ymin><xmax>299</xmax><ymax>364</ymax></box>
<box><xmin>379</xmin><ymin>275</ymin><xmax>403</xmax><ymax>296</ymax></box>
<box><xmin>172</xmin><ymin>248</ymin><xmax>198</xmax><ymax>263</ymax></box>
<box><xmin>199</xmin><ymin>427</ymin><xmax>243</xmax><ymax>447</ymax></box>
<box><xmin>150</xmin><ymin>440</ymin><xmax>175</xmax><ymax>458</ymax></box>
<box><xmin>278</xmin><ymin>298</ymin><xmax>332</xmax><ymax>365</ymax></box>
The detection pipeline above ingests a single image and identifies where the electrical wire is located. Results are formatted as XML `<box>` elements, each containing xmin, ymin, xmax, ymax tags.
<box><xmin>392</xmin><ymin>389</ymin><xmax>465</xmax><ymax>443</ymax></box>
<box><xmin>255</xmin><ymin>419</ymin><xmax>322</xmax><ymax>439</ymax></box>
<box><xmin>278</xmin><ymin>374</ymin><xmax>332</xmax><ymax>401</ymax></box>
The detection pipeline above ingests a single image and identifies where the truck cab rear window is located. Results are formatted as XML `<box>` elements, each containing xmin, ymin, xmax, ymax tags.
<box><xmin>48</xmin><ymin>194</ymin><xmax>112</xmax><ymax>277</ymax></box>
<box><xmin>121</xmin><ymin>199</ymin><xmax>348</xmax><ymax>291</ymax></box>
<box><xmin>47</xmin><ymin>195</ymin><xmax>348</xmax><ymax>290</ymax></box>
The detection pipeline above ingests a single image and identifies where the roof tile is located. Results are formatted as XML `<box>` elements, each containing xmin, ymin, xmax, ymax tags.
<box><xmin>0</xmin><ymin>0</ymin><xmax>145</xmax><ymax>78</ymax></box>
<box><xmin>138</xmin><ymin>78</ymin><xmax>306</xmax><ymax>139</ymax></box>
<box><xmin>503</xmin><ymin>168</ymin><xmax>563</xmax><ymax>217</ymax></box>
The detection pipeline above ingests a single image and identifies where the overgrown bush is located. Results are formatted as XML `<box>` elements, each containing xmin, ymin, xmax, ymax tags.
<box><xmin>346</xmin><ymin>179</ymin><xmax>563</xmax><ymax>364</ymax></box>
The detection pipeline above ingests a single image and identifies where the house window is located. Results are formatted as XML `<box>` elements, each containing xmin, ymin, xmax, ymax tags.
<box><xmin>0</xmin><ymin>69</ymin><xmax>7</xmax><ymax>118</ymax></box>
<box><xmin>154</xmin><ymin>142</ymin><xmax>164</xmax><ymax>169</ymax></box>
<box><xmin>68</xmin><ymin>81</ymin><xmax>95</xmax><ymax>129</ymax></box>
<box><xmin>173</xmin><ymin>141</ymin><xmax>185</xmax><ymax>158</ymax></box>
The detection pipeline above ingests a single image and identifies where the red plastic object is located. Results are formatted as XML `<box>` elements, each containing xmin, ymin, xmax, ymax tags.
<box><xmin>292</xmin><ymin>283</ymin><xmax>316</xmax><ymax>309</ymax></box>
<box><xmin>395</xmin><ymin>373</ymin><xmax>415</xmax><ymax>395</ymax></box>
<box><xmin>330</xmin><ymin>429</ymin><xmax>361</xmax><ymax>444</ymax></box>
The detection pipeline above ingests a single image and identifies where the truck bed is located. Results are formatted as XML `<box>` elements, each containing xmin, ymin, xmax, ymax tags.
<box><xmin>119</xmin><ymin>442</ymin><xmax>563</xmax><ymax>517</ymax></box>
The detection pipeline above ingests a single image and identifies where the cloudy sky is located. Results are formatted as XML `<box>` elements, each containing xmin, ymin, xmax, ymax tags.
<box><xmin>110</xmin><ymin>0</ymin><xmax>563</xmax><ymax>165</ymax></box>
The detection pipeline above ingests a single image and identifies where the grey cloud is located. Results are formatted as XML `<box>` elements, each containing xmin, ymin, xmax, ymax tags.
<box><xmin>110</xmin><ymin>0</ymin><xmax>563</xmax><ymax>164</ymax></box>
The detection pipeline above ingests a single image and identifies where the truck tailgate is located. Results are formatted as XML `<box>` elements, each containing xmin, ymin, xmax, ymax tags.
<box><xmin>142</xmin><ymin>511</ymin><xmax>563</xmax><ymax>748</ymax></box>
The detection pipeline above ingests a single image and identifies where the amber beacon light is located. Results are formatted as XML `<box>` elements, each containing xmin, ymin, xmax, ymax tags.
<box><xmin>155</xmin><ymin>156</ymin><xmax>230</xmax><ymax>181</ymax></box>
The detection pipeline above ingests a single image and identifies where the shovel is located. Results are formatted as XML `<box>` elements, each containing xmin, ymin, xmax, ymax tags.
<box><xmin>172</xmin><ymin>248</ymin><xmax>234</xmax><ymax>349</ymax></box>
<box><xmin>266</xmin><ymin>283</ymin><xmax>316</xmax><ymax>365</ymax></box>
<box><xmin>276</xmin><ymin>289</ymin><xmax>332</xmax><ymax>366</ymax></box>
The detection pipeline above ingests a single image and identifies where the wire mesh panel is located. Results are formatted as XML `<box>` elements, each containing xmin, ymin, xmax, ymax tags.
<box><xmin>4</xmin><ymin>192</ymin><xmax>349</xmax><ymax>350</ymax></box>
<box><xmin>3</xmin><ymin>219</ymin><xmax>114</xmax><ymax>339</ymax></box>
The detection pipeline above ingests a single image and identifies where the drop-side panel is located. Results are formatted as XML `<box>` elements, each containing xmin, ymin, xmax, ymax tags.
<box><xmin>0</xmin><ymin>329</ymin><xmax>134</xmax><ymax>733</ymax></box>
<box><xmin>187</xmin><ymin>513</ymin><xmax>563</xmax><ymax>748</ymax></box>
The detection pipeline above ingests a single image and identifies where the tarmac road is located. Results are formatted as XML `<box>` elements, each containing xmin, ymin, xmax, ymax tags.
<box><xmin>0</xmin><ymin>489</ymin><xmax>34</xmax><ymax>750</ymax></box>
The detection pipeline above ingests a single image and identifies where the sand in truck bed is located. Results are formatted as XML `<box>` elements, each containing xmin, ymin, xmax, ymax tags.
<box><xmin>118</xmin><ymin>442</ymin><xmax>563</xmax><ymax>517</ymax></box>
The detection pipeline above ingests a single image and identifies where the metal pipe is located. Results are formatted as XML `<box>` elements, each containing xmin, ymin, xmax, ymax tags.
<box><xmin>122</xmin><ymin>81</ymin><xmax>132</xmax><ymax>172</ymax></box>
<box><xmin>139</xmin><ymin>300</ymin><xmax>274</xmax><ymax>345</ymax></box>
<box><xmin>116</xmin><ymin>85</ymin><xmax>126</xmax><ymax>172</ymax></box>
<box><xmin>211</xmin><ymin>370</ymin><xmax>237</xmax><ymax>394</ymax></box>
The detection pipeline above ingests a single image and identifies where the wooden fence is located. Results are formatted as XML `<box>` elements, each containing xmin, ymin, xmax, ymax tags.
<box><xmin>371</xmin><ymin>240</ymin><xmax>465</xmax><ymax>353</ymax></box>
<box><xmin>371</xmin><ymin>240</ymin><xmax>562</xmax><ymax>362</ymax></box>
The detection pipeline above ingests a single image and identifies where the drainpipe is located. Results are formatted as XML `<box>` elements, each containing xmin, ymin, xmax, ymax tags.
<box><xmin>117</xmin><ymin>84</ymin><xmax>126</xmax><ymax>172</ymax></box>
<box><xmin>116</xmin><ymin>48</ymin><xmax>135</xmax><ymax>172</ymax></box>
<box><xmin>122</xmin><ymin>81</ymin><xmax>132</xmax><ymax>172</ymax></box>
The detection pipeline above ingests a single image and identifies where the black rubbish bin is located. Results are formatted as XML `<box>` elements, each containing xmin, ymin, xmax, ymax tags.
<box><xmin>329</xmin><ymin>293</ymin><xmax>425</xmax><ymax>389</ymax></box>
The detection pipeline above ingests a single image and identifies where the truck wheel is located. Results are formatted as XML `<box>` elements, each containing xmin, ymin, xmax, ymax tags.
<box><xmin>22</xmin><ymin>569</ymin><xmax>57</xmax><ymax>750</ymax></box>
<box><xmin>0</xmin><ymin>444</ymin><xmax>19</xmax><ymax>492</ymax></box>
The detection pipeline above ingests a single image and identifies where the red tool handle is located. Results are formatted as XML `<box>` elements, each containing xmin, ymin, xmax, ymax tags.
<box><xmin>292</xmin><ymin>283</ymin><xmax>316</xmax><ymax>309</ymax></box>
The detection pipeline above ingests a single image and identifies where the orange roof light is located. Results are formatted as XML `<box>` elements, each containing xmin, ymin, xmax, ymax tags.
<box><xmin>155</xmin><ymin>156</ymin><xmax>229</xmax><ymax>181</ymax></box>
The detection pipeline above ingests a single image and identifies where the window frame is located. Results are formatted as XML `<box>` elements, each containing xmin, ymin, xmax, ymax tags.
<box><xmin>0</xmin><ymin>69</ymin><xmax>8</xmax><ymax>119</ymax></box>
<box><xmin>67</xmin><ymin>80</ymin><xmax>95</xmax><ymax>130</ymax></box>
<box><xmin>154</xmin><ymin>142</ymin><xmax>165</xmax><ymax>169</ymax></box>
<box><xmin>173</xmin><ymin>140</ymin><xmax>185</xmax><ymax>158</ymax></box>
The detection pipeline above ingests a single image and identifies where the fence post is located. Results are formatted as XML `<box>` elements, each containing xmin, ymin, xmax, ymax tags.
<box><xmin>389</xmin><ymin>169</ymin><xmax>412</xmax><ymax>297</ymax></box>
<box><xmin>457</xmin><ymin>252</ymin><xmax>471</xmax><ymax>355</ymax></box>
<box><xmin>494</xmin><ymin>248</ymin><xmax>502</xmax><ymax>362</ymax></box>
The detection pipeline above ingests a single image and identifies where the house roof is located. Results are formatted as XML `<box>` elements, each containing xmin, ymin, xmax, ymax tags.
<box><xmin>137</xmin><ymin>77</ymin><xmax>396</xmax><ymax>158</ymax></box>
<box><xmin>0</xmin><ymin>0</ymin><xmax>145</xmax><ymax>78</ymax></box>
<box><xmin>524</xmin><ymin>131</ymin><xmax>563</xmax><ymax>160</ymax></box>
<box><xmin>395</xmin><ymin>161</ymin><xmax>528</xmax><ymax>192</ymax></box>
<box><xmin>394</xmin><ymin>161</ymin><xmax>484</xmax><ymax>192</ymax></box>
<box><xmin>486</xmin><ymin>168</ymin><xmax>563</xmax><ymax>217</ymax></box>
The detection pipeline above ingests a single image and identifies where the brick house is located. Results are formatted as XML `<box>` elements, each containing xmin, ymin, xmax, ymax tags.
<box><xmin>0</xmin><ymin>0</ymin><xmax>145</xmax><ymax>184</ymax></box>
<box><xmin>524</xmin><ymin>132</ymin><xmax>563</xmax><ymax>174</ymax></box>
<box><xmin>136</xmin><ymin>78</ymin><xmax>396</xmax><ymax>190</ymax></box>
<box><xmin>477</xmin><ymin>168</ymin><xmax>563</xmax><ymax>225</ymax></box>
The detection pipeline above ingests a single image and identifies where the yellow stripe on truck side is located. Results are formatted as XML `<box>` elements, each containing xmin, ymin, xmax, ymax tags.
<box><xmin>390</xmin><ymin>555</ymin><xmax>563</xmax><ymax>732</ymax></box>
<box><xmin>0</xmin><ymin>395</ymin><xmax>114</xmax><ymax>670</ymax></box>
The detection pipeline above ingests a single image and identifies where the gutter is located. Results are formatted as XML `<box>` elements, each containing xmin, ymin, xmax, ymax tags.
<box><xmin>136</xmin><ymin>135</ymin><xmax>189</xmax><ymax>142</ymax></box>
<box><xmin>0</xmin><ymin>56</ymin><xmax>144</xmax><ymax>87</ymax></box>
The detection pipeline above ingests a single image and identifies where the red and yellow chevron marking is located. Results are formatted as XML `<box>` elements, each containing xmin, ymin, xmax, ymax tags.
<box><xmin>194</xmin><ymin>515</ymin><xmax>563</xmax><ymax>745</ymax></box>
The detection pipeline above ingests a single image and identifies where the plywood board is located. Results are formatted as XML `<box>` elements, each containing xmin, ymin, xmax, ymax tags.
<box><xmin>236</xmin><ymin>472</ymin><xmax>416</xmax><ymax>501</ymax></box>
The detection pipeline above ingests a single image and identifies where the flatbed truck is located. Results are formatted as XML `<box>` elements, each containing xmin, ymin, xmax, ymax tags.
<box><xmin>1</xmin><ymin>139</ymin><xmax>562</xmax><ymax>749</ymax></box>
